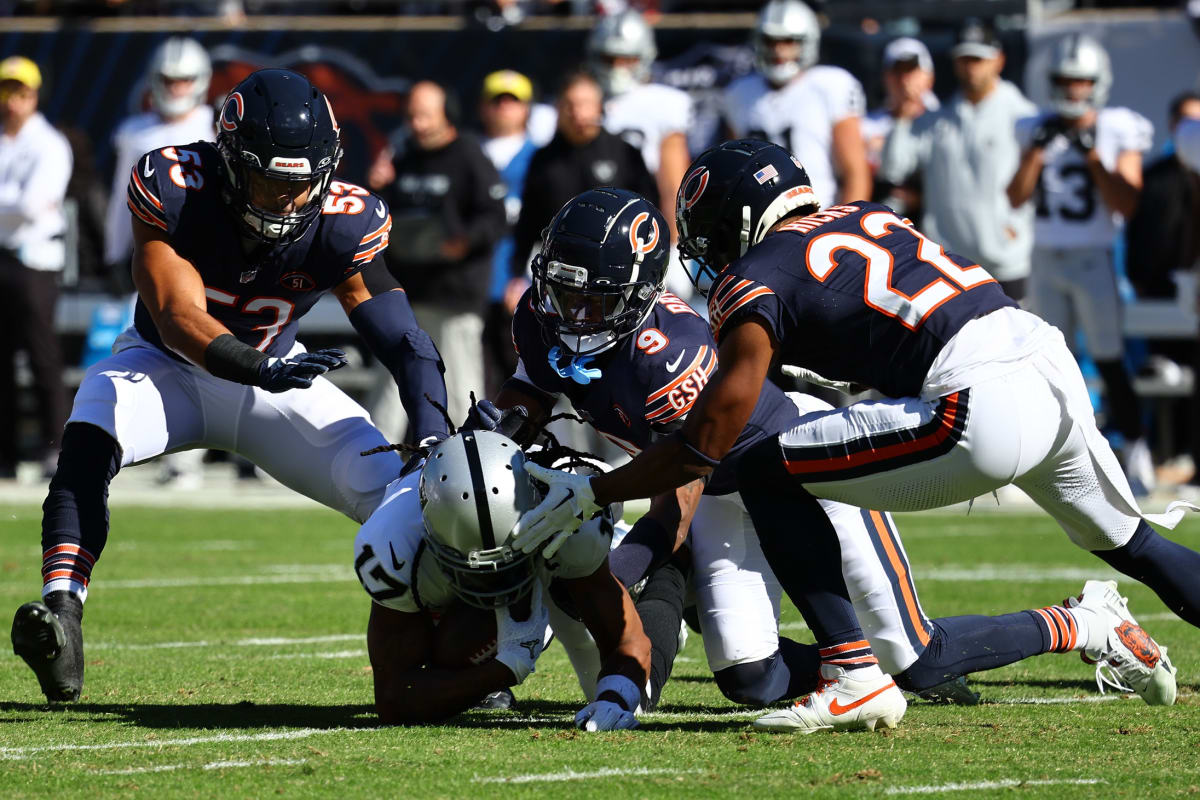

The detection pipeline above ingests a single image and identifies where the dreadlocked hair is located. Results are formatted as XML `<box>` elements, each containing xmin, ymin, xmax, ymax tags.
<box><xmin>359</xmin><ymin>394</ymin><xmax>456</xmax><ymax>457</ymax></box>
<box><xmin>522</xmin><ymin>412</ymin><xmax>607</xmax><ymax>475</ymax></box>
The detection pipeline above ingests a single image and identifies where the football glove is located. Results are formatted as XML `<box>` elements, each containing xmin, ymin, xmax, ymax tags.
<box><xmin>1030</xmin><ymin>115</ymin><xmax>1068</xmax><ymax>150</ymax></box>
<box><xmin>575</xmin><ymin>700</ymin><xmax>639</xmax><ymax>731</ymax></box>
<box><xmin>494</xmin><ymin>585</ymin><xmax>549</xmax><ymax>685</ymax></box>
<box><xmin>257</xmin><ymin>348</ymin><xmax>348</xmax><ymax>393</ymax></box>
<box><xmin>512</xmin><ymin>463</ymin><xmax>600</xmax><ymax>558</ymax></box>
<box><xmin>1067</xmin><ymin>124</ymin><xmax>1097</xmax><ymax>154</ymax></box>
<box><xmin>461</xmin><ymin>396</ymin><xmax>504</xmax><ymax>432</ymax></box>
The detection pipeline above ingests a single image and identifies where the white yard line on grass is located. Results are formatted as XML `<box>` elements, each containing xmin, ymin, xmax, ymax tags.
<box><xmin>95</xmin><ymin>758</ymin><xmax>306</xmax><ymax>775</ymax></box>
<box><xmin>266</xmin><ymin>649</ymin><xmax>365</xmax><ymax>660</ymax></box>
<box><xmin>886</xmin><ymin>778</ymin><xmax>1105</xmax><ymax>794</ymax></box>
<box><xmin>0</xmin><ymin>727</ymin><xmax>377</xmax><ymax>760</ymax></box>
<box><xmin>91</xmin><ymin>633</ymin><xmax>361</xmax><ymax>651</ymax></box>
<box><xmin>102</xmin><ymin>565</ymin><xmax>351</xmax><ymax>590</ymax></box>
<box><xmin>474</xmin><ymin>767</ymin><xmax>703</xmax><ymax>784</ymax></box>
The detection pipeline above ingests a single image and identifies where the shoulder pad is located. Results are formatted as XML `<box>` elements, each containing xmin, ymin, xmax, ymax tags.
<box><xmin>544</xmin><ymin>513</ymin><xmax>613</xmax><ymax>580</ymax></box>
<box><xmin>353</xmin><ymin>474</ymin><xmax>422</xmax><ymax>613</ymax></box>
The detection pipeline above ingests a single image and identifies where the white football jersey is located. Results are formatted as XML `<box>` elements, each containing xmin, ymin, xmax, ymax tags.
<box><xmin>723</xmin><ymin>66</ymin><xmax>866</xmax><ymax>210</ymax></box>
<box><xmin>604</xmin><ymin>82</ymin><xmax>693</xmax><ymax>175</ymax></box>
<box><xmin>1017</xmin><ymin>106</ymin><xmax>1152</xmax><ymax>249</ymax></box>
<box><xmin>354</xmin><ymin>469</ymin><xmax>613</xmax><ymax>615</ymax></box>
<box><xmin>104</xmin><ymin>106</ymin><xmax>215</xmax><ymax>265</ymax></box>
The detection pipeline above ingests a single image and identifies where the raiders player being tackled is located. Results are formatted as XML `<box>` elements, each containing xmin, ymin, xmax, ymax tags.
<box><xmin>11</xmin><ymin>69</ymin><xmax>448</xmax><ymax>703</ymax></box>
<box><xmin>354</xmin><ymin>429</ymin><xmax>650</xmax><ymax>730</ymax></box>
<box><xmin>513</xmin><ymin>140</ymin><xmax>1200</xmax><ymax>734</ymax></box>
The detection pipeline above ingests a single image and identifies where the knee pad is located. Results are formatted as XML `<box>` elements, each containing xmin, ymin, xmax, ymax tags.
<box><xmin>713</xmin><ymin>654</ymin><xmax>785</xmax><ymax>707</ymax></box>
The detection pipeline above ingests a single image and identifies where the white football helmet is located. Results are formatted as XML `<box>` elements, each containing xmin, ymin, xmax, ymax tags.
<box><xmin>587</xmin><ymin>10</ymin><xmax>657</xmax><ymax>97</ymax></box>
<box><xmin>753</xmin><ymin>0</ymin><xmax>820</xmax><ymax>86</ymax></box>
<box><xmin>147</xmin><ymin>37</ymin><xmax>212</xmax><ymax>119</ymax></box>
<box><xmin>1048</xmin><ymin>33</ymin><xmax>1111</xmax><ymax>119</ymax></box>
<box><xmin>419</xmin><ymin>431</ymin><xmax>540</xmax><ymax>609</ymax></box>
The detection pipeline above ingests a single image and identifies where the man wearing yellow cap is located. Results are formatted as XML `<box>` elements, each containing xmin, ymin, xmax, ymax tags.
<box><xmin>0</xmin><ymin>56</ymin><xmax>72</xmax><ymax>480</ymax></box>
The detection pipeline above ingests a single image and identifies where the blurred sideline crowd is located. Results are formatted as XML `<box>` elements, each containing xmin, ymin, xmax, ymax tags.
<box><xmin>2</xmin><ymin>0</ymin><xmax>1200</xmax><ymax>497</ymax></box>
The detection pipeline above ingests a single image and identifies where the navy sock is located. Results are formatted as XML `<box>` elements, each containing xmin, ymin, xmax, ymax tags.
<box><xmin>736</xmin><ymin>439</ymin><xmax>870</xmax><ymax>657</ymax></box>
<box><xmin>609</xmin><ymin>516</ymin><xmax>674</xmax><ymax>589</ymax></box>
<box><xmin>895</xmin><ymin>612</ymin><xmax>1051</xmax><ymax>693</ymax></box>
<box><xmin>40</xmin><ymin>423</ymin><xmax>121</xmax><ymax>599</ymax></box>
<box><xmin>1094</xmin><ymin>520</ymin><xmax>1200</xmax><ymax>628</ymax></box>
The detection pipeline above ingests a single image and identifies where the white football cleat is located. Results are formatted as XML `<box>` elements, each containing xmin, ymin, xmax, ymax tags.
<box><xmin>1066</xmin><ymin>579</ymin><xmax>1177</xmax><ymax>706</ymax></box>
<box><xmin>753</xmin><ymin>663</ymin><xmax>907</xmax><ymax>734</ymax></box>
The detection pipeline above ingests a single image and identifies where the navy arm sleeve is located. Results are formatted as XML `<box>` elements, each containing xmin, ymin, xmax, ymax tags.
<box><xmin>348</xmin><ymin>258</ymin><xmax>449</xmax><ymax>442</ymax></box>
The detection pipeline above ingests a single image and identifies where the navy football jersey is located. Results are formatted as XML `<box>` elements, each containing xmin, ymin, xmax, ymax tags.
<box><xmin>706</xmin><ymin>202</ymin><xmax>1017</xmax><ymax>398</ymax></box>
<box><xmin>511</xmin><ymin>289</ymin><xmax>796</xmax><ymax>495</ymax></box>
<box><xmin>126</xmin><ymin>141</ymin><xmax>392</xmax><ymax>359</ymax></box>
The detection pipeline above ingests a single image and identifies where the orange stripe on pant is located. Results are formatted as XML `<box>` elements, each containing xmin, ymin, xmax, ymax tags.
<box><xmin>869</xmin><ymin>510</ymin><xmax>932</xmax><ymax>648</ymax></box>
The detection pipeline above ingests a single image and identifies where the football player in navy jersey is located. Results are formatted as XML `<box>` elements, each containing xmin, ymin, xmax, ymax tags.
<box><xmin>513</xmin><ymin>140</ymin><xmax>1200</xmax><ymax>733</ymax></box>
<box><xmin>491</xmin><ymin>187</ymin><xmax>1174</xmax><ymax>718</ymax></box>
<box><xmin>10</xmin><ymin>69</ymin><xmax>448</xmax><ymax>703</ymax></box>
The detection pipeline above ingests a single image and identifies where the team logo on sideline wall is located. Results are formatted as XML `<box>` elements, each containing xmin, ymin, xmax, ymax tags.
<box><xmin>680</xmin><ymin>166</ymin><xmax>710</xmax><ymax>211</ymax></box>
<box><xmin>629</xmin><ymin>211</ymin><xmax>660</xmax><ymax>255</ymax></box>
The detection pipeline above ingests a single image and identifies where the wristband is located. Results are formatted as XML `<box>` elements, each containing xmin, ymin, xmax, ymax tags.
<box><xmin>672</xmin><ymin>430</ymin><xmax>722</xmax><ymax>469</ymax></box>
<box><xmin>595</xmin><ymin>673</ymin><xmax>641</xmax><ymax>713</ymax></box>
<box><xmin>204</xmin><ymin>334</ymin><xmax>269</xmax><ymax>385</ymax></box>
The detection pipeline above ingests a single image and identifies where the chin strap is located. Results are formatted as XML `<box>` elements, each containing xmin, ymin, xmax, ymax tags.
<box><xmin>548</xmin><ymin>345</ymin><xmax>603</xmax><ymax>385</ymax></box>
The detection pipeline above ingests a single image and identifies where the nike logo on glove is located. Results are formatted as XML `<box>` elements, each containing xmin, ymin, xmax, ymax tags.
<box><xmin>828</xmin><ymin>681</ymin><xmax>897</xmax><ymax>715</ymax></box>
<box><xmin>388</xmin><ymin>542</ymin><xmax>406</xmax><ymax>573</ymax></box>
<box><xmin>665</xmin><ymin>350</ymin><xmax>686</xmax><ymax>373</ymax></box>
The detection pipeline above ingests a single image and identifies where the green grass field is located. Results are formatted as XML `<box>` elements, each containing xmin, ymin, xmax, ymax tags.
<box><xmin>1</xmin><ymin>506</ymin><xmax>1198</xmax><ymax>799</ymax></box>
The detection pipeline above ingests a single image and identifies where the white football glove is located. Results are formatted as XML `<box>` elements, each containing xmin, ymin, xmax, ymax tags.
<box><xmin>493</xmin><ymin>584</ymin><xmax>549</xmax><ymax>685</ymax></box>
<box><xmin>511</xmin><ymin>463</ymin><xmax>600</xmax><ymax>558</ymax></box>
<box><xmin>575</xmin><ymin>700</ymin><xmax>639</xmax><ymax>731</ymax></box>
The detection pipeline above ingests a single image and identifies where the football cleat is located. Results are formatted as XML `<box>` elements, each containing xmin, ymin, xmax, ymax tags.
<box><xmin>11</xmin><ymin>591</ymin><xmax>84</xmax><ymax>702</ymax></box>
<box><xmin>914</xmin><ymin>676</ymin><xmax>981</xmax><ymax>706</ymax></box>
<box><xmin>1066</xmin><ymin>579</ymin><xmax>1176</xmax><ymax>706</ymax></box>
<box><xmin>475</xmin><ymin>688</ymin><xmax>517</xmax><ymax>710</ymax></box>
<box><xmin>753</xmin><ymin>663</ymin><xmax>907</xmax><ymax>734</ymax></box>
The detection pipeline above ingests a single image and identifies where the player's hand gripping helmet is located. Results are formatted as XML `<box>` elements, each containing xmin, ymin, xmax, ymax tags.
<box><xmin>586</xmin><ymin>10</ymin><xmax>657</xmax><ymax>97</ymax></box>
<box><xmin>215</xmin><ymin>69</ymin><xmax>342</xmax><ymax>245</ymax></box>
<box><xmin>532</xmin><ymin>188</ymin><xmax>670</xmax><ymax>384</ymax></box>
<box><xmin>147</xmin><ymin>37</ymin><xmax>211</xmax><ymax>118</ymax></box>
<box><xmin>419</xmin><ymin>430</ymin><xmax>540</xmax><ymax>610</ymax></box>
<box><xmin>1048</xmin><ymin>33</ymin><xmax>1112</xmax><ymax>119</ymax></box>
<box><xmin>677</xmin><ymin>139</ymin><xmax>819</xmax><ymax>296</ymax></box>
<box><xmin>753</xmin><ymin>0</ymin><xmax>821</xmax><ymax>87</ymax></box>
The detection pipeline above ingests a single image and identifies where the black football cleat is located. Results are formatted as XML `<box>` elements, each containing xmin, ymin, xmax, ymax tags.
<box><xmin>11</xmin><ymin>591</ymin><xmax>84</xmax><ymax>702</ymax></box>
<box><xmin>475</xmin><ymin>688</ymin><xmax>517</xmax><ymax>710</ymax></box>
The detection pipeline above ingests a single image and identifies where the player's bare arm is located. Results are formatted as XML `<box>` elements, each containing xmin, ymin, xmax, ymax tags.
<box><xmin>1007</xmin><ymin>142</ymin><xmax>1045</xmax><ymax>208</ymax></box>
<box><xmin>366</xmin><ymin>602</ymin><xmax>515</xmax><ymax>725</ymax></box>
<box><xmin>658</xmin><ymin>131</ymin><xmax>690</xmax><ymax>242</ymax></box>
<box><xmin>130</xmin><ymin>216</ymin><xmax>234</xmax><ymax>366</ymax></box>
<box><xmin>1086</xmin><ymin>147</ymin><xmax>1141</xmax><ymax>218</ymax></box>
<box><xmin>831</xmin><ymin>115</ymin><xmax>871</xmax><ymax>203</ymax></box>
<box><xmin>591</xmin><ymin>317</ymin><xmax>777</xmax><ymax>507</ymax></box>
<box><xmin>563</xmin><ymin>561</ymin><xmax>652</xmax><ymax>692</ymax></box>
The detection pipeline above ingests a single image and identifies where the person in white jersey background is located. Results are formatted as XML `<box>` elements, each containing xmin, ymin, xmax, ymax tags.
<box><xmin>1007</xmin><ymin>33</ymin><xmax>1155</xmax><ymax>495</ymax></box>
<box><xmin>721</xmin><ymin>0</ymin><xmax>871</xmax><ymax>210</ymax></box>
<box><xmin>102</xmin><ymin>37</ymin><xmax>215</xmax><ymax>489</ymax></box>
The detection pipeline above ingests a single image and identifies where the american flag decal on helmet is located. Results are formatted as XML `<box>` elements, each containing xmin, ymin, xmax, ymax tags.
<box><xmin>753</xmin><ymin>164</ymin><xmax>779</xmax><ymax>184</ymax></box>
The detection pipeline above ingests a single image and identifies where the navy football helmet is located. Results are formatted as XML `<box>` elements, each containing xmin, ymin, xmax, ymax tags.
<box><xmin>532</xmin><ymin>188</ymin><xmax>670</xmax><ymax>383</ymax></box>
<box><xmin>676</xmin><ymin>139</ymin><xmax>820</xmax><ymax>296</ymax></box>
<box><xmin>215</xmin><ymin>69</ymin><xmax>342</xmax><ymax>245</ymax></box>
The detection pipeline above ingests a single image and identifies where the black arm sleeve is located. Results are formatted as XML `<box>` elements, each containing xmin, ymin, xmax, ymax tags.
<box><xmin>348</xmin><ymin>259</ymin><xmax>449</xmax><ymax>442</ymax></box>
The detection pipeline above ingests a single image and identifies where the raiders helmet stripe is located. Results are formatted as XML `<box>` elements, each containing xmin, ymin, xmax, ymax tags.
<box><xmin>461</xmin><ymin>432</ymin><xmax>497</xmax><ymax>550</ymax></box>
